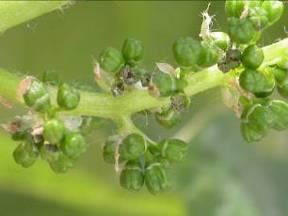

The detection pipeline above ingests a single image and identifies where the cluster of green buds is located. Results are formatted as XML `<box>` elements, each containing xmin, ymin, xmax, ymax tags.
<box><xmin>9</xmin><ymin>78</ymin><xmax>87</xmax><ymax>173</ymax></box>
<box><xmin>102</xmin><ymin>133</ymin><xmax>188</xmax><ymax>194</ymax></box>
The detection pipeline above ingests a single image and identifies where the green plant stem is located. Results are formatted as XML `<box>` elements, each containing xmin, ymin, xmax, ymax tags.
<box><xmin>0</xmin><ymin>1</ymin><xmax>70</xmax><ymax>33</ymax></box>
<box><xmin>0</xmin><ymin>38</ymin><xmax>287</xmax><ymax>122</ymax></box>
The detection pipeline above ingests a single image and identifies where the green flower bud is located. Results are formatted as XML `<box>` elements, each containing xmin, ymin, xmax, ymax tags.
<box><xmin>270</xmin><ymin>65</ymin><xmax>287</xmax><ymax>83</ymax></box>
<box><xmin>43</xmin><ymin>119</ymin><xmax>65</xmax><ymax>144</ymax></box>
<box><xmin>57</xmin><ymin>83</ymin><xmax>80</xmax><ymax>110</ymax></box>
<box><xmin>42</xmin><ymin>70</ymin><xmax>60</xmax><ymax>85</ymax></box>
<box><xmin>268</xmin><ymin>100</ymin><xmax>288</xmax><ymax>131</ymax></box>
<box><xmin>119</xmin><ymin>133</ymin><xmax>146</xmax><ymax>161</ymax></box>
<box><xmin>155</xmin><ymin>108</ymin><xmax>180</xmax><ymax>128</ymax></box>
<box><xmin>120</xmin><ymin>161</ymin><xmax>144</xmax><ymax>192</ymax></box>
<box><xmin>145</xmin><ymin>163</ymin><xmax>170</xmax><ymax>194</ymax></box>
<box><xmin>13</xmin><ymin>142</ymin><xmax>38</xmax><ymax>168</ymax></box>
<box><xmin>159</xmin><ymin>139</ymin><xmax>188</xmax><ymax>163</ymax></box>
<box><xmin>249</xmin><ymin>7</ymin><xmax>269</xmax><ymax>30</ymax></box>
<box><xmin>103</xmin><ymin>137</ymin><xmax>119</xmax><ymax>164</ymax></box>
<box><xmin>209</xmin><ymin>32</ymin><xmax>231</xmax><ymax>51</ymax></box>
<box><xmin>278</xmin><ymin>80</ymin><xmax>288</xmax><ymax>98</ymax></box>
<box><xmin>173</xmin><ymin>37</ymin><xmax>202</xmax><ymax>68</ymax></box>
<box><xmin>61</xmin><ymin>132</ymin><xmax>87</xmax><ymax>160</ymax></box>
<box><xmin>99</xmin><ymin>47</ymin><xmax>124</xmax><ymax>74</ymax></box>
<box><xmin>228</xmin><ymin>18</ymin><xmax>258</xmax><ymax>44</ymax></box>
<box><xmin>239</xmin><ymin>68</ymin><xmax>275</xmax><ymax>97</ymax></box>
<box><xmin>241</xmin><ymin>45</ymin><xmax>264</xmax><ymax>69</ymax></box>
<box><xmin>225</xmin><ymin>0</ymin><xmax>245</xmax><ymax>18</ymax></box>
<box><xmin>23</xmin><ymin>79</ymin><xmax>51</xmax><ymax>112</ymax></box>
<box><xmin>262</xmin><ymin>0</ymin><xmax>284</xmax><ymax>25</ymax></box>
<box><xmin>241</xmin><ymin>103</ymin><xmax>271</xmax><ymax>142</ymax></box>
<box><xmin>197</xmin><ymin>42</ymin><xmax>220</xmax><ymax>68</ymax></box>
<box><xmin>152</xmin><ymin>71</ymin><xmax>177</xmax><ymax>97</ymax></box>
<box><xmin>122</xmin><ymin>38</ymin><xmax>144</xmax><ymax>66</ymax></box>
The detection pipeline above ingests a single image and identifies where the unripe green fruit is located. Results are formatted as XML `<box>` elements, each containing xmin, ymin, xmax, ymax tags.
<box><xmin>241</xmin><ymin>45</ymin><xmax>264</xmax><ymax>69</ymax></box>
<box><xmin>239</xmin><ymin>68</ymin><xmax>275</xmax><ymax>97</ymax></box>
<box><xmin>262</xmin><ymin>0</ymin><xmax>284</xmax><ymax>25</ymax></box>
<box><xmin>61</xmin><ymin>132</ymin><xmax>87</xmax><ymax>160</ymax></box>
<box><xmin>249</xmin><ymin>7</ymin><xmax>269</xmax><ymax>30</ymax></box>
<box><xmin>145</xmin><ymin>163</ymin><xmax>170</xmax><ymax>194</ymax></box>
<box><xmin>228</xmin><ymin>18</ymin><xmax>258</xmax><ymax>44</ymax></box>
<box><xmin>120</xmin><ymin>161</ymin><xmax>144</xmax><ymax>192</ymax></box>
<box><xmin>43</xmin><ymin>119</ymin><xmax>65</xmax><ymax>144</ymax></box>
<box><xmin>99</xmin><ymin>47</ymin><xmax>124</xmax><ymax>74</ymax></box>
<box><xmin>241</xmin><ymin>104</ymin><xmax>271</xmax><ymax>142</ymax></box>
<box><xmin>122</xmin><ymin>38</ymin><xmax>144</xmax><ymax>66</ymax></box>
<box><xmin>197</xmin><ymin>42</ymin><xmax>220</xmax><ymax>68</ymax></box>
<box><xmin>225</xmin><ymin>0</ymin><xmax>245</xmax><ymax>18</ymax></box>
<box><xmin>268</xmin><ymin>100</ymin><xmax>288</xmax><ymax>131</ymax></box>
<box><xmin>155</xmin><ymin>108</ymin><xmax>180</xmax><ymax>128</ymax></box>
<box><xmin>209</xmin><ymin>32</ymin><xmax>231</xmax><ymax>51</ymax></box>
<box><xmin>57</xmin><ymin>83</ymin><xmax>80</xmax><ymax>110</ymax></box>
<box><xmin>13</xmin><ymin>142</ymin><xmax>39</xmax><ymax>168</ymax></box>
<box><xmin>173</xmin><ymin>37</ymin><xmax>202</xmax><ymax>68</ymax></box>
<box><xmin>23</xmin><ymin>80</ymin><xmax>51</xmax><ymax>112</ymax></box>
<box><xmin>152</xmin><ymin>71</ymin><xmax>177</xmax><ymax>97</ymax></box>
<box><xmin>159</xmin><ymin>139</ymin><xmax>188</xmax><ymax>162</ymax></box>
<box><xmin>270</xmin><ymin>66</ymin><xmax>287</xmax><ymax>84</ymax></box>
<box><xmin>119</xmin><ymin>133</ymin><xmax>146</xmax><ymax>161</ymax></box>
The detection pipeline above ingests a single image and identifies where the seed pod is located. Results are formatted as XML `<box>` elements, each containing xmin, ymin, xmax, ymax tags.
<box><xmin>122</xmin><ymin>38</ymin><xmax>144</xmax><ymax>66</ymax></box>
<box><xmin>23</xmin><ymin>79</ymin><xmax>51</xmax><ymax>112</ymax></box>
<box><xmin>13</xmin><ymin>142</ymin><xmax>39</xmax><ymax>168</ymax></box>
<box><xmin>249</xmin><ymin>7</ymin><xmax>269</xmax><ymax>30</ymax></box>
<box><xmin>197</xmin><ymin>42</ymin><xmax>220</xmax><ymax>68</ymax></box>
<box><xmin>145</xmin><ymin>163</ymin><xmax>170</xmax><ymax>194</ymax></box>
<box><xmin>43</xmin><ymin>119</ymin><xmax>65</xmax><ymax>144</ymax></box>
<box><xmin>120</xmin><ymin>161</ymin><xmax>144</xmax><ymax>192</ymax></box>
<box><xmin>158</xmin><ymin>139</ymin><xmax>188</xmax><ymax>163</ymax></box>
<box><xmin>173</xmin><ymin>37</ymin><xmax>202</xmax><ymax>68</ymax></box>
<box><xmin>228</xmin><ymin>18</ymin><xmax>258</xmax><ymax>44</ymax></box>
<box><xmin>262</xmin><ymin>0</ymin><xmax>284</xmax><ymax>25</ymax></box>
<box><xmin>152</xmin><ymin>71</ymin><xmax>177</xmax><ymax>97</ymax></box>
<box><xmin>57</xmin><ymin>83</ymin><xmax>80</xmax><ymax>110</ymax></box>
<box><xmin>241</xmin><ymin>104</ymin><xmax>271</xmax><ymax>142</ymax></box>
<box><xmin>209</xmin><ymin>32</ymin><xmax>231</xmax><ymax>51</ymax></box>
<box><xmin>61</xmin><ymin>132</ymin><xmax>87</xmax><ymax>160</ymax></box>
<box><xmin>268</xmin><ymin>100</ymin><xmax>288</xmax><ymax>131</ymax></box>
<box><xmin>241</xmin><ymin>45</ymin><xmax>264</xmax><ymax>69</ymax></box>
<box><xmin>225</xmin><ymin>0</ymin><xmax>245</xmax><ymax>18</ymax></box>
<box><xmin>239</xmin><ymin>68</ymin><xmax>275</xmax><ymax>97</ymax></box>
<box><xmin>155</xmin><ymin>108</ymin><xmax>180</xmax><ymax>128</ymax></box>
<box><xmin>119</xmin><ymin>133</ymin><xmax>146</xmax><ymax>161</ymax></box>
<box><xmin>99</xmin><ymin>47</ymin><xmax>124</xmax><ymax>74</ymax></box>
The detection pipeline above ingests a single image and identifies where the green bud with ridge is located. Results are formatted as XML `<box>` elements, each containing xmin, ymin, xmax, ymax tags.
<box><xmin>122</xmin><ymin>38</ymin><xmax>144</xmax><ymax>66</ymax></box>
<box><xmin>197</xmin><ymin>42</ymin><xmax>220</xmax><ymax>68</ymax></box>
<box><xmin>99</xmin><ymin>47</ymin><xmax>124</xmax><ymax>74</ymax></box>
<box><xmin>119</xmin><ymin>133</ymin><xmax>146</xmax><ymax>161</ymax></box>
<box><xmin>103</xmin><ymin>137</ymin><xmax>119</xmax><ymax>164</ymax></box>
<box><xmin>249</xmin><ymin>7</ymin><xmax>269</xmax><ymax>30</ymax></box>
<box><xmin>145</xmin><ymin>163</ymin><xmax>170</xmax><ymax>194</ymax></box>
<box><xmin>13</xmin><ymin>142</ymin><xmax>39</xmax><ymax>168</ymax></box>
<box><xmin>152</xmin><ymin>71</ymin><xmax>177</xmax><ymax>97</ymax></box>
<box><xmin>225</xmin><ymin>0</ymin><xmax>245</xmax><ymax>18</ymax></box>
<box><xmin>155</xmin><ymin>108</ymin><xmax>180</xmax><ymax>128</ymax></box>
<box><xmin>23</xmin><ymin>79</ymin><xmax>51</xmax><ymax>112</ymax></box>
<box><xmin>209</xmin><ymin>32</ymin><xmax>231</xmax><ymax>51</ymax></box>
<box><xmin>239</xmin><ymin>68</ymin><xmax>275</xmax><ymax>97</ymax></box>
<box><xmin>120</xmin><ymin>161</ymin><xmax>144</xmax><ymax>192</ymax></box>
<box><xmin>228</xmin><ymin>18</ymin><xmax>258</xmax><ymax>44</ymax></box>
<box><xmin>173</xmin><ymin>37</ymin><xmax>202</xmax><ymax>68</ymax></box>
<box><xmin>43</xmin><ymin>119</ymin><xmax>65</xmax><ymax>144</ymax></box>
<box><xmin>262</xmin><ymin>0</ymin><xmax>284</xmax><ymax>25</ymax></box>
<box><xmin>268</xmin><ymin>100</ymin><xmax>288</xmax><ymax>131</ymax></box>
<box><xmin>241</xmin><ymin>45</ymin><xmax>264</xmax><ymax>69</ymax></box>
<box><xmin>158</xmin><ymin>139</ymin><xmax>188</xmax><ymax>163</ymax></box>
<box><xmin>57</xmin><ymin>83</ymin><xmax>80</xmax><ymax>110</ymax></box>
<box><xmin>61</xmin><ymin>132</ymin><xmax>87</xmax><ymax>160</ymax></box>
<box><xmin>270</xmin><ymin>65</ymin><xmax>287</xmax><ymax>84</ymax></box>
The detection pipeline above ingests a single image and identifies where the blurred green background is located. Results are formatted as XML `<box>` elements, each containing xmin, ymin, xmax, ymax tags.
<box><xmin>0</xmin><ymin>1</ymin><xmax>288</xmax><ymax>216</ymax></box>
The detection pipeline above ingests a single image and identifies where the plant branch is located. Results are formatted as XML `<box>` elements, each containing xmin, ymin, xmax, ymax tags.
<box><xmin>0</xmin><ymin>1</ymin><xmax>70</xmax><ymax>33</ymax></box>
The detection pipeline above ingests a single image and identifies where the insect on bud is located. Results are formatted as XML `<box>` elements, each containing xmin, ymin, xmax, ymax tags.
<box><xmin>120</xmin><ymin>161</ymin><xmax>144</xmax><ymax>192</ymax></box>
<box><xmin>43</xmin><ymin>119</ymin><xmax>65</xmax><ymax>145</ymax></box>
<box><xmin>57</xmin><ymin>83</ymin><xmax>80</xmax><ymax>110</ymax></box>
<box><xmin>119</xmin><ymin>133</ymin><xmax>146</xmax><ymax>161</ymax></box>
<box><xmin>99</xmin><ymin>47</ymin><xmax>124</xmax><ymax>74</ymax></box>
<box><xmin>122</xmin><ymin>38</ymin><xmax>144</xmax><ymax>66</ymax></box>
<box><xmin>61</xmin><ymin>132</ymin><xmax>87</xmax><ymax>160</ymax></box>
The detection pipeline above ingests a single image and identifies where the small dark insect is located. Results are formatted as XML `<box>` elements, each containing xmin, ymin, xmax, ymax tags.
<box><xmin>218</xmin><ymin>49</ymin><xmax>241</xmax><ymax>73</ymax></box>
<box><xmin>111</xmin><ymin>79</ymin><xmax>125</xmax><ymax>96</ymax></box>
